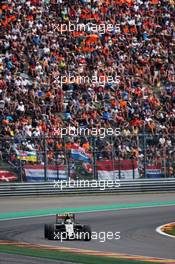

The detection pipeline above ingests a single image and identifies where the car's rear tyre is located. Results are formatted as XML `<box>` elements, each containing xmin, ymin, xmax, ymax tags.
<box><xmin>82</xmin><ymin>225</ymin><xmax>91</xmax><ymax>241</ymax></box>
<box><xmin>47</xmin><ymin>224</ymin><xmax>55</xmax><ymax>240</ymax></box>
<box><xmin>44</xmin><ymin>224</ymin><xmax>49</xmax><ymax>239</ymax></box>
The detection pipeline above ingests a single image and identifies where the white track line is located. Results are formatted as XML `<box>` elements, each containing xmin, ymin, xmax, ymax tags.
<box><xmin>156</xmin><ymin>222</ymin><xmax>175</xmax><ymax>239</ymax></box>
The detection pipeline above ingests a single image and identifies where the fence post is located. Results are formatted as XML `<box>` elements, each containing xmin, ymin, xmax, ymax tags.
<box><xmin>63</xmin><ymin>137</ymin><xmax>70</xmax><ymax>180</ymax></box>
<box><xmin>67</xmin><ymin>150</ymin><xmax>71</xmax><ymax>179</ymax></box>
<box><xmin>56</xmin><ymin>153</ymin><xmax>59</xmax><ymax>180</ymax></box>
<box><xmin>43</xmin><ymin>134</ymin><xmax>48</xmax><ymax>181</ymax></box>
<box><xmin>132</xmin><ymin>156</ymin><xmax>135</xmax><ymax>179</ymax></box>
<box><xmin>92</xmin><ymin>137</ymin><xmax>97</xmax><ymax>180</ymax></box>
<box><xmin>163</xmin><ymin>145</ymin><xmax>167</xmax><ymax>178</ymax></box>
<box><xmin>19</xmin><ymin>158</ymin><xmax>23</xmax><ymax>182</ymax></box>
<box><xmin>167</xmin><ymin>146</ymin><xmax>170</xmax><ymax>178</ymax></box>
<box><xmin>111</xmin><ymin>136</ymin><xmax>116</xmax><ymax>180</ymax></box>
<box><xmin>118</xmin><ymin>152</ymin><xmax>121</xmax><ymax>179</ymax></box>
<box><xmin>143</xmin><ymin>129</ymin><xmax>146</xmax><ymax>178</ymax></box>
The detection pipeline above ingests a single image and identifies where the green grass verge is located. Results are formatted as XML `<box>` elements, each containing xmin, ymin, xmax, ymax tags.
<box><xmin>165</xmin><ymin>227</ymin><xmax>175</xmax><ymax>236</ymax></box>
<box><xmin>0</xmin><ymin>244</ymin><xmax>161</xmax><ymax>264</ymax></box>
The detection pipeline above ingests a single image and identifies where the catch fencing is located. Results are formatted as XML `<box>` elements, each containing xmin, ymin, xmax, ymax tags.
<box><xmin>0</xmin><ymin>133</ymin><xmax>175</xmax><ymax>182</ymax></box>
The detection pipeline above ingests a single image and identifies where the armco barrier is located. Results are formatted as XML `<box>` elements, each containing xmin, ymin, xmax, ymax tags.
<box><xmin>0</xmin><ymin>179</ymin><xmax>175</xmax><ymax>196</ymax></box>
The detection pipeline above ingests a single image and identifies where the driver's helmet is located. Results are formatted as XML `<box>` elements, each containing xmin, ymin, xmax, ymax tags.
<box><xmin>65</xmin><ymin>219</ymin><xmax>72</xmax><ymax>224</ymax></box>
<box><xmin>64</xmin><ymin>213</ymin><xmax>71</xmax><ymax>223</ymax></box>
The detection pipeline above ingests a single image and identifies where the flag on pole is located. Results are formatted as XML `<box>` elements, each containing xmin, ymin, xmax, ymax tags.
<box><xmin>71</xmin><ymin>149</ymin><xmax>91</xmax><ymax>163</ymax></box>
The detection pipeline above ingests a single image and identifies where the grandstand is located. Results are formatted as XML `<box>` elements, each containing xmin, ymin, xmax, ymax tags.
<box><xmin>0</xmin><ymin>0</ymin><xmax>174</xmax><ymax>181</ymax></box>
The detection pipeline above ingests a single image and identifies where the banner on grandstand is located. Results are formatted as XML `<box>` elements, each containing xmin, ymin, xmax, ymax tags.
<box><xmin>16</xmin><ymin>150</ymin><xmax>37</xmax><ymax>162</ymax></box>
<box><xmin>97</xmin><ymin>160</ymin><xmax>139</xmax><ymax>180</ymax></box>
<box><xmin>0</xmin><ymin>171</ymin><xmax>17</xmax><ymax>182</ymax></box>
<box><xmin>24</xmin><ymin>165</ymin><xmax>68</xmax><ymax>182</ymax></box>
<box><xmin>24</xmin><ymin>160</ymin><xmax>139</xmax><ymax>182</ymax></box>
<box><xmin>145</xmin><ymin>165</ymin><xmax>162</xmax><ymax>178</ymax></box>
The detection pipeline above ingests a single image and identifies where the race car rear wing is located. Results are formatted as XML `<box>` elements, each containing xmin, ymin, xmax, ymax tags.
<box><xmin>56</xmin><ymin>213</ymin><xmax>75</xmax><ymax>222</ymax></box>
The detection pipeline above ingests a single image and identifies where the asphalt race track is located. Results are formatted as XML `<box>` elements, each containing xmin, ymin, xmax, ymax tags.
<box><xmin>0</xmin><ymin>203</ymin><xmax>174</xmax><ymax>260</ymax></box>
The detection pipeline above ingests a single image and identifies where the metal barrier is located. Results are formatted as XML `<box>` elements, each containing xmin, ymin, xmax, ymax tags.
<box><xmin>0</xmin><ymin>179</ymin><xmax>175</xmax><ymax>197</ymax></box>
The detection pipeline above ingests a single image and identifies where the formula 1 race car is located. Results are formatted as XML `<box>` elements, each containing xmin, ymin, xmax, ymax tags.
<box><xmin>44</xmin><ymin>213</ymin><xmax>91</xmax><ymax>241</ymax></box>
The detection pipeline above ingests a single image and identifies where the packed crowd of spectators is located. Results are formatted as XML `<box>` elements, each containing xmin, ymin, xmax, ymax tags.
<box><xmin>0</xmin><ymin>0</ymin><xmax>175</xmax><ymax>169</ymax></box>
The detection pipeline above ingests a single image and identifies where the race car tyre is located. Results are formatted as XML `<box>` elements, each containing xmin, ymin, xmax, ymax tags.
<box><xmin>82</xmin><ymin>225</ymin><xmax>91</xmax><ymax>241</ymax></box>
<box><xmin>44</xmin><ymin>224</ymin><xmax>49</xmax><ymax>238</ymax></box>
<box><xmin>47</xmin><ymin>224</ymin><xmax>55</xmax><ymax>240</ymax></box>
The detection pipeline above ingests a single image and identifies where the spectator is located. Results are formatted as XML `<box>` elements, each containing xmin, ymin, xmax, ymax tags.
<box><xmin>0</xmin><ymin>0</ymin><xmax>174</xmax><ymax>171</ymax></box>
